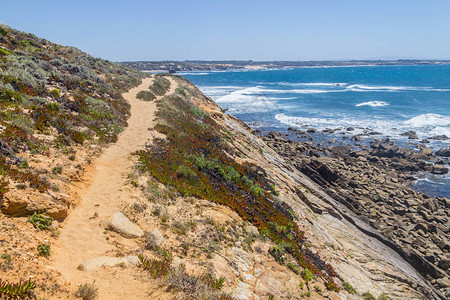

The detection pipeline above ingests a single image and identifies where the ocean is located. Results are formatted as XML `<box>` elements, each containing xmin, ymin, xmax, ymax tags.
<box><xmin>181</xmin><ymin>65</ymin><xmax>450</xmax><ymax>198</ymax></box>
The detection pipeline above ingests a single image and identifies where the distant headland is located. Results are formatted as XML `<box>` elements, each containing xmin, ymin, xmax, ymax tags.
<box><xmin>121</xmin><ymin>59</ymin><xmax>450</xmax><ymax>72</ymax></box>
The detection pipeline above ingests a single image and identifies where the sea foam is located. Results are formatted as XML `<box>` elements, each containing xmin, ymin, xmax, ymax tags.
<box><xmin>355</xmin><ymin>101</ymin><xmax>389</xmax><ymax>107</ymax></box>
<box><xmin>404</xmin><ymin>113</ymin><xmax>450</xmax><ymax>127</ymax></box>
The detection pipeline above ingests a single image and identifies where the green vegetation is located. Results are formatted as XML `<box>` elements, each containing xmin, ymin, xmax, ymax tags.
<box><xmin>74</xmin><ymin>282</ymin><xmax>98</xmax><ymax>300</ymax></box>
<box><xmin>138</xmin><ymin>254</ymin><xmax>172</xmax><ymax>278</ymax></box>
<box><xmin>149</xmin><ymin>76</ymin><xmax>170</xmax><ymax>96</ymax></box>
<box><xmin>314</xmin><ymin>285</ymin><xmax>322</xmax><ymax>294</ymax></box>
<box><xmin>363</xmin><ymin>292</ymin><xmax>376</xmax><ymax>300</ymax></box>
<box><xmin>343</xmin><ymin>282</ymin><xmax>357</xmax><ymax>294</ymax></box>
<box><xmin>136</xmin><ymin>89</ymin><xmax>338</xmax><ymax>290</ymax></box>
<box><xmin>52</xmin><ymin>165</ymin><xmax>63</xmax><ymax>174</ymax></box>
<box><xmin>287</xmin><ymin>262</ymin><xmax>299</xmax><ymax>274</ymax></box>
<box><xmin>136</xmin><ymin>90</ymin><xmax>156</xmax><ymax>101</ymax></box>
<box><xmin>138</xmin><ymin>253</ymin><xmax>231</xmax><ymax>298</ymax></box>
<box><xmin>1</xmin><ymin>253</ymin><xmax>13</xmax><ymax>271</ymax></box>
<box><xmin>301</xmin><ymin>268</ymin><xmax>315</xmax><ymax>284</ymax></box>
<box><xmin>28</xmin><ymin>213</ymin><xmax>52</xmax><ymax>230</ymax></box>
<box><xmin>0</xmin><ymin>25</ymin><xmax>144</xmax><ymax>198</ymax></box>
<box><xmin>270</xmin><ymin>245</ymin><xmax>286</xmax><ymax>265</ymax></box>
<box><xmin>175</xmin><ymin>87</ymin><xmax>187</xmax><ymax>97</ymax></box>
<box><xmin>0</xmin><ymin>26</ymin><xmax>7</xmax><ymax>36</ymax></box>
<box><xmin>378</xmin><ymin>294</ymin><xmax>393</xmax><ymax>300</ymax></box>
<box><xmin>37</xmin><ymin>243</ymin><xmax>51</xmax><ymax>257</ymax></box>
<box><xmin>299</xmin><ymin>281</ymin><xmax>304</xmax><ymax>290</ymax></box>
<box><xmin>0</xmin><ymin>279</ymin><xmax>36</xmax><ymax>299</ymax></box>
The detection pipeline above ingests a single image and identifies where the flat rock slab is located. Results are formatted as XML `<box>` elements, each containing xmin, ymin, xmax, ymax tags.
<box><xmin>105</xmin><ymin>212</ymin><xmax>143</xmax><ymax>238</ymax></box>
<box><xmin>79</xmin><ymin>255</ymin><xmax>139</xmax><ymax>272</ymax></box>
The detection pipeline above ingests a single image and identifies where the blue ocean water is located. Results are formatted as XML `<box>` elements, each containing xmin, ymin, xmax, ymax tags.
<box><xmin>181</xmin><ymin>65</ymin><xmax>450</xmax><ymax>197</ymax></box>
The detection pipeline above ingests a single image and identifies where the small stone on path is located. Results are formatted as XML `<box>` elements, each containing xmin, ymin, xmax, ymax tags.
<box><xmin>105</xmin><ymin>211</ymin><xmax>144</xmax><ymax>238</ymax></box>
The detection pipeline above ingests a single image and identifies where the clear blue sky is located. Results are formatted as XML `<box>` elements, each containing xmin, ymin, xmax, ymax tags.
<box><xmin>2</xmin><ymin>0</ymin><xmax>450</xmax><ymax>61</ymax></box>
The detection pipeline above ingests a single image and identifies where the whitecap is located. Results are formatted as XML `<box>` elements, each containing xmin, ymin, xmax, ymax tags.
<box><xmin>404</xmin><ymin>113</ymin><xmax>450</xmax><ymax>127</ymax></box>
<box><xmin>177</xmin><ymin>72</ymin><xmax>210</xmax><ymax>75</ymax></box>
<box><xmin>274</xmin><ymin>113</ymin><xmax>401</xmax><ymax>137</ymax></box>
<box><xmin>258</xmin><ymin>87</ymin><xmax>338</xmax><ymax>94</ymax></box>
<box><xmin>277</xmin><ymin>82</ymin><xmax>348</xmax><ymax>87</ymax></box>
<box><xmin>355</xmin><ymin>101</ymin><xmax>389</xmax><ymax>107</ymax></box>
<box><xmin>346</xmin><ymin>84</ymin><xmax>450</xmax><ymax>92</ymax></box>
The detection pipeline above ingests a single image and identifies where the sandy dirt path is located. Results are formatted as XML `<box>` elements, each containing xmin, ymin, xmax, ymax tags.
<box><xmin>50</xmin><ymin>76</ymin><xmax>177</xmax><ymax>299</ymax></box>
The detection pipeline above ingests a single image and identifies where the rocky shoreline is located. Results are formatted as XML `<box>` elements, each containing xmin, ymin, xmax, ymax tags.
<box><xmin>258</xmin><ymin>128</ymin><xmax>450</xmax><ymax>296</ymax></box>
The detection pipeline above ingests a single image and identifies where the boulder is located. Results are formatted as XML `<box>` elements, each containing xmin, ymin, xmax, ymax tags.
<box><xmin>437</xmin><ymin>259</ymin><xmax>450</xmax><ymax>271</ymax></box>
<box><xmin>105</xmin><ymin>212</ymin><xmax>144</xmax><ymax>238</ymax></box>
<box><xmin>418</xmin><ymin>144</ymin><xmax>433</xmax><ymax>156</ymax></box>
<box><xmin>330</xmin><ymin>145</ymin><xmax>351</xmax><ymax>157</ymax></box>
<box><xmin>145</xmin><ymin>228</ymin><xmax>165</xmax><ymax>249</ymax></box>
<box><xmin>401</xmin><ymin>130</ymin><xmax>418</xmax><ymax>139</ymax></box>
<box><xmin>429</xmin><ymin>135</ymin><xmax>448</xmax><ymax>140</ymax></box>
<box><xmin>435</xmin><ymin>147</ymin><xmax>450</xmax><ymax>157</ymax></box>
<box><xmin>244</xmin><ymin>225</ymin><xmax>259</xmax><ymax>237</ymax></box>
<box><xmin>431</xmin><ymin>165</ymin><xmax>448</xmax><ymax>175</ymax></box>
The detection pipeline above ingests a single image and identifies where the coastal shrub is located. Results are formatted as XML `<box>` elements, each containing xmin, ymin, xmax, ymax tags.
<box><xmin>136</xmin><ymin>90</ymin><xmax>156</xmax><ymax>101</ymax></box>
<box><xmin>202</xmin><ymin>274</ymin><xmax>226</xmax><ymax>291</ymax></box>
<box><xmin>165</xmin><ymin>264</ymin><xmax>231</xmax><ymax>299</ymax></box>
<box><xmin>0</xmin><ymin>26</ymin><xmax>7</xmax><ymax>36</ymax></box>
<box><xmin>52</xmin><ymin>165</ymin><xmax>63</xmax><ymax>175</ymax></box>
<box><xmin>0</xmin><ymin>87</ymin><xmax>22</xmax><ymax>103</ymax></box>
<box><xmin>2</xmin><ymin>55</ymin><xmax>47</xmax><ymax>88</ymax></box>
<box><xmin>150</xmin><ymin>76</ymin><xmax>170</xmax><ymax>96</ymax></box>
<box><xmin>0</xmin><ymin>279</ymin><xmax>36</xmax><ymax>299</ymax></box>
<box><xmin>301</xmin><ymin>268</ymin><xmax>315</xmax><ymax>284</ymax></box>
<box><xmin>74</xmin><ymin>282</ymin><xmax>98</xmax><ymax>300</ymax></box>
<box><xmin>343</xmin><ymin>282</ymin><xmax>357</xmax><ymax>294</ymax></box>
<box><xmin>175</xmin><ymin>87</ymin><xmax>187</xmax><ymax>97</ymax></box>
<box><xmin>363</xmin><ymin>292</ymin><xmax>376</xmax><ymax>300</ymax></box>
<box><xmin>0</xmin><ymin>156</ymin><xmax>49</xmax><ymax>193</ymax></box>
<box><xmin>287</xmin><ymin>262</ymin><xmax>300</xmax><ymax>274</ymax></box>
<box><xmin>0</xmin><ymin>253</ymin><xmax>13</xmax><ymax>271</ymax></box>
<box><xmin>377</xmin><ymin>294</ymin><xmax>392</xmax><ymax>300</ymax></box>
<box><xmin>136</xmin><ymin>91</ymin><xmax>338</xmax><ymax>289</ymax></box>
<box><xmin>314</xmin><ymin>285</ymin><xmax>322</xmax><ymax>294</ymax></box>
<box><xmin>270</xmin><ymin>245</ymin><xmax>286</xmax><ymax>265</ymax></box>
<box><xmin>12</xmin><ymin>115</ymin><xmax>34</xmax><ymax>134</ymax></box>
<box><xmin>189</xmin><ymin>105</ymin><xmax>208</xmax><ymax>118</ymax></box>
<box><xmin>37</xmin><ymin>243</ymin><xmax>51</xmax><ymax>257</ymax></box>
<box><xmin>50</xmin><ymin>88</ymin><xmax>60</xmax><ymax>98</ymax></box>
<box><xmin>138</xmin><ymin>254</ymin><xmax>171</xmax><ymax>278</ymax></box>
<box><xmin>0</xmin><ymin>48</ymin><xmax>11</xmax><ymax>56</ymax></box>
<box><xmin>176</xmin><ymin>165</ymin><xmax>197</xmax><ymax>181</ymax></box>
<box><xmin>28</xmin><ymin>213</ymin><xmax>52</xmax><ymax>230</ymax></box>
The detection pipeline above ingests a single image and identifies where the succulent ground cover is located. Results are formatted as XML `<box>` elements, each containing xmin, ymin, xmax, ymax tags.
<box><xmin>136</xmin><ymin>82</ymin><xmax>339</xmax><ymax>290</ymax></box>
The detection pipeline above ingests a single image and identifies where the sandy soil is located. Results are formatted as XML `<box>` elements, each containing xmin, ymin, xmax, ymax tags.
<box><xmin>50</xmin><ymin>76</ymin><xmax>177</xmax><ymax>299</ymax></box>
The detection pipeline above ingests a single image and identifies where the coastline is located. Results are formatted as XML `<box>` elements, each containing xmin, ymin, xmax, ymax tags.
<box><xmin>257</xmin><ymin>127</ymin><xmax>449</xmax><ymax>293</ymax></box>
<box><xmin>121</xmin><ymin>59</ymin><xmax>450</xmax><ymax>73</ymax></box>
